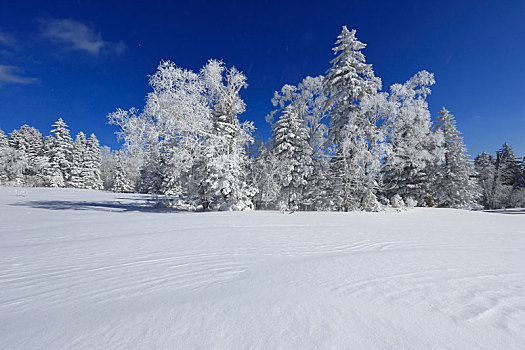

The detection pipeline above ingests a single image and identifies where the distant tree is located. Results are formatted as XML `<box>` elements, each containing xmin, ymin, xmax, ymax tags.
<box><xmin>7</xmin><ymin>125</ymin><xmax>47</xmax><ymax>186</ymax></box>
<box><xmin>433</xmin><ymin>107</ymin><xmax>479</xmax><ymax>208</ymax></box>
<box><xmin>493</xmin><ymin>142</ymin><xmax>524</xmax><ymax>208</ymax></box>
<box><xmin>139</xmin><ymin>146</ymin><xmax>162</xmax><ymax>194</ymax></box>
<box><xmin>112</xmin><ymin>151</ymin><xmax>134</xmax><ymax>192</ymax></box>
<box><xmin>474</xmin><ymin>152</ymin><xmax>496</xmax><ymax>209</ymax></box>
<box><xmin>84</xmin><ymin>134</ymin><xmax>103</xmax><ymax>190</ymax></box>
<box><xmin>108</xmin><ymin>107</ymin><xmax>154</xmax><ymax>191</ymax></box>
<box><xmin>99</xmin><ymin>146</ymin><xmax>116</xmax><ymax>190</ymax></box>
<box><xmin>45</xmin><ymin>118</ymin><xmax>73</xmax><ymax>187</ymax></box>
<box><xmin>69</xmin><ymin>132</ymin><xmax>88</xmax><ymax>188</ymax></box>
<box><xmin>0</xmin><ymin>129</ymin><xmax>7</xmax><ymax>149</ymax></box>
<box><xmin>0</xmin><ymin>129</ymin><xmax>14</xmax><ymax>185</ymax></box>
<box><xmin>249</xmin><ymin>142</ymin><xmax>281</xmax><ymax>209</ymax></box>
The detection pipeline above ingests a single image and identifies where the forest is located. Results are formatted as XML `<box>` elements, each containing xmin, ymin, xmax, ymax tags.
<box><xmin>1</xmin><ymin>27</ymin><xmax>524</xmax><ymax>211</ymax></box>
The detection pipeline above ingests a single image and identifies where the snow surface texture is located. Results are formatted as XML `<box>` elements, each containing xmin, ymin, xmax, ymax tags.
<box><xmin>1</xmin><ymin>187</ymin><xmax>525</xmax><ymax>349</ymax></box>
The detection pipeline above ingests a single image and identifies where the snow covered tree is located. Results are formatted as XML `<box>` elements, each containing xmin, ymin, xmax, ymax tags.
<box><xmin>474</xmin><ymin>152</ymin><xmax>496</xmax><ymax>209</ymax></box>
<box><xmin>69</xmin><ymin>132</ymin><xmax>88</xmax><ymax>188</ymax></box>
<box><xmin>83</xmin><ymin>134</ymin><xmax>103</xmax><ymax>189</ymax></box>
<box><xmin>7</xmin><ymin>125</ymin><xmax>47</xmax><ymax>186</ymax></box>
<box><xmin>346</xmin><ymin>92</ymin><xmax>395</xmax><ymax>210</ymax></box>
<box><xmin>100</xmin><ymin>146</ymin><xmax>116</xmax><ymax>190</ymax></box>
<box><xmin>268</xmin><ymin>76</ymin><xmax>329</xmax><ymax>207</ymax></box>
<box><xmin>1</xmin><ymin>133</ymin><xmax>24</xmax><ymax>186</ymax></box>
<box><xmin>382</xmin><ymin>71</ymin><xmax>444</xmax><ymax>206</ymax></box>
<box><xmin>112</xmin><ymin>151</ymin><xmax>134</xmax><ymax>192</ymax></box>
<box><xmin>0</xmin><ymin>129</ymin><xmax>13</xmax><ymax>185</ymax></box>
<box><xmin>10</xmin><ymin>125</ymin><xmax>44</xmax><ymax>156</ymax></box>
<box><xmin>45</xmin><ymin>118</ymin><xmax>73</xmax><ymax>187</ymax></box>
<box><xmin>146</xmin><ymin>60</ymin><xmax>211</xmax><ymax>194</ymax></box>
<box><xmin>111</xmin><ymin>59</ymin><xmax>256</xmax><ymax>210</ymax></box>
<box><xmin>433</xmin><ymin>107</ymin><xmax>479</xmax><ymax>208</ymax></box>
<box><xmin>108</xmin><ymin>107</ymin><xmax>154</xmax><ymax>191</ymax></box>
<box><xmin>493</xmin><ymin>142</ymin><xmax>524</xmax><ymax>208</ymax></box>
<box><xmin>194</xmin><ymin>59</ymin><xmax>257</xmax><ymax>210</ymax></box>
<box><xmin>323</xmin><ymin>26</ymin><xmax>385</xmax><ymax>211</ymax></box>
<box><xmin>0</xmin><ymin>122</ymin><xmax>105</xmax><ymax>190</ymax></box>
<box><xmin>271</xmin><ymin>105</ymin><xmax>313</xmax><ymax>210</ymax></box>
<box><xmin>306</xmin><ymin>161</ymin><xmax>333</xmax><ymax>210</ymax></box>
<box><xmin>249</xmin><ymin>142</ymin><xmax>281</xmax><ymax>209</ymax></box>
<box><xmin>268</xmin><ymin>76</ymin><xmax>329</xmax><ymax>161</ymax></box>
<box><xmin>0</xmin><ymin>129</ymin><xmax>7</xmax><ymax>150</ymax></box>
<box><xmin>324</xmin><ymin>27</ymin><xmax>381</xmax><ymax>147</ymax></box>
<box><xmin>139</xmin><ymin>146</ymin><xmax>163</xmax><ymax>194</ymax></box>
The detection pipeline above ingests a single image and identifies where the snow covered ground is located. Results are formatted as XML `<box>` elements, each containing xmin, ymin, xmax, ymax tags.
<box><xmin>1</xmin><ymin>187</ymin><xmax>524</xmax><ymax>349</ymax></box>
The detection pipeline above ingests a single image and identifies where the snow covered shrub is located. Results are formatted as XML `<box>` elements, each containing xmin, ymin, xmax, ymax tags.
<box><xmin>405</xmin><ymin>197</ymin><xmax>418</xmax><ymax>208</ymax></box>
<box><xmin>391</xmin><ymin>194</ymin><xmax>405</xmax><ymax>208</ymax></box>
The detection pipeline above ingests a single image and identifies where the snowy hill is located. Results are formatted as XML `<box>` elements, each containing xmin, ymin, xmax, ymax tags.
<box><xmin>1</xmin><ymin>187</ymin><xmax>524</xmax><ymax>349</ymax></box>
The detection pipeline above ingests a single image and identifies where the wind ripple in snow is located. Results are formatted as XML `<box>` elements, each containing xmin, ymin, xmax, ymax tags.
<box><xmin>1</xmin><ymin>188</ymin><xmax>525</xmax><ymax>349</ymax></box>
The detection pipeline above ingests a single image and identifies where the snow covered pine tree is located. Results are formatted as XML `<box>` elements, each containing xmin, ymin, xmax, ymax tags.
<box><xmin>323</xmin><ymin>26</ymin><xmax>384</xmax><ymax>211</ymax></box>
<box><xmin>433</xmin><ymin>107</ymin><xmax>479</xmax><ymax>208</ymax></box>
<box><xmin>45</xmin><ymin>118</ymin><xmax>74</xmax><ymax>188</ymax></box>
<box><xmin>271</xmin><ymin>105</ymin><xmax>313</xmax><ymax>210</ymax></box>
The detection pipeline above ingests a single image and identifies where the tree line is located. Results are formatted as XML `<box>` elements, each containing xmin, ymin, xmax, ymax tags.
<box><xmin>1</xmin><ymin>26</ymin><xmax>524</xmax><ymax>211</ymax></box>
<box><xmin>0</xmin><ymin>119</ymin><xmax>103</xmax><ymax>189</ymax></box>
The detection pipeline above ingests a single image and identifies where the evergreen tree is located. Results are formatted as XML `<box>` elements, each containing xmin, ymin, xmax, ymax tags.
<box><xmin>69</xmin><ymin>132</ymin><xmax>88</xmax><ymax>188</ymax></box>
<box><xmin>324</xmin><ymin>26</ymin><xmax>381</xmax><ymax>147</ymax></box>
<box><xmin>6</xmin><ymin>127</ymin><xmax>29</xmax><ymax>185</ymax></box>
<box><xmin>474</xmin><ymin>152</ymin><xmax>496</xmax><ymax>209</ymax></box>
<box><xmin>0</xmin><ymin>129</ymin><xmax>7</xmax><ymax>149</ymax></box>
<box><xmin>8</xmin><ymin>125</ymin><xmax>45</xmax><ymax>167</ymax></box>
<box><xmin>84</xmin><ymin>134</ymin><xmax>103</xmax><ymax>190</ymax></box>
<box><xmin>268</xmin><ymin>76</ymin><xmax>329</xmax><ymax>163</ymax></box>
<box><xmin>7</xmin><ymin>125</ymin><xmax>49</xmax><ymax>186</ymax></box>
<box><xmin>46</xmin><ymin>118</ymin><xmax>73</xmax><ymax>187</ymax></box>
<box><xmin>433</xmin><ymin>107</ymin><xmax>479</xmax><ymax>208</ymax></box>
<box><xmin>0</xmin><ymin>129</ymin><xmax>12</xmax><ymax>185</ymax></box>
<box><xmin>494</xmin><ymin>142</ymin><xmax>524</xmax><ymax>208</ymax></box>
<box><xmin>139</xmin><ymin>146</ymin><xmax>163</xmax><ymax>194</ymax></box>
<box><xmin>100</xmin><ymin>146</ymin><xmax>116</xmax><ymax>190</ymax></box>
<box><xmin>271</xmin><ymin>105</ymin><xmax>313</xmax><ymax>210</ymax></box>
<box><xmin>307</xmin><ymin>161</ymin><xmax>333</xmax><ymax>210</ymax></box>
<box><xmin>323</xmin><ymin>26</ymin><xmax>384</xmax><ymax>211</ymax></box>
<box><xmin>268</xmin><ymin>76</ymin><xmax>329</xmax><ymax>208</ymax></box>
<box><xmin>112</xmin><ymin>151</ymin><xmax>134</xmax><ymax>192</ymax></box>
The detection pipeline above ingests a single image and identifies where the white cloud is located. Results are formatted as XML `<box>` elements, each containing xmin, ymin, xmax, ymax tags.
<box><xmin>0</xmin><ymin>65</ymin><xmax>38</xmax><ymax>85</ymax></box>
<box><xmin>0</xmin><ymin>30</ymin><xmax>17</xmax><ymax>48</ymax></box>
<box><xmin>40</xmin><ymin>18</ymin><xmax>125</xmax><ymax>55</ymax></box>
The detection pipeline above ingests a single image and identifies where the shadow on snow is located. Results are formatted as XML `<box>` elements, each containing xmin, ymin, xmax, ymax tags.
<box><xmin>10</xmin><ymin>198</ymin><xmax>185</xmax><ymax>213</ymax></box>
<box><xmin>484</xmin><ymin>208</ymin><xmax>525</xmax><ymax>215</ymax></box>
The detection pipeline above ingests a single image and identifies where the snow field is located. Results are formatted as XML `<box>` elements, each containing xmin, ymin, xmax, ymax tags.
<box><xmin>1</xmin><ymin>187</ymin><xmax>525</xmax><ymax>349</ymax></box>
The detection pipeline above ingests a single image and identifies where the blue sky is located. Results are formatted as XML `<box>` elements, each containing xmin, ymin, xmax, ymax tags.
<box><xmin>0</xmin><ymin>0</ymin><xmax>524</xmax><ymax>157</ymax></box>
